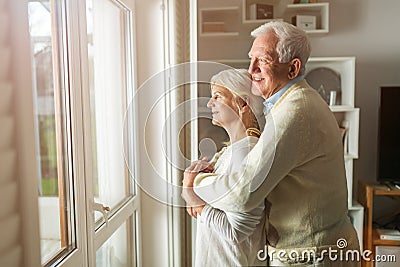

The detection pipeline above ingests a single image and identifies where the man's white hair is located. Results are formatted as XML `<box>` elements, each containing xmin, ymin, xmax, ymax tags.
<box><xmin>251</xmin><ymin>21</ymin><xmax>311</xmax><ymax>76</ymax></box>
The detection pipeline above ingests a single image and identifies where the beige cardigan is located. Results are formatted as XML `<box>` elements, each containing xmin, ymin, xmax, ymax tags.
<box><xmin>194</xmin><ymin>80</ymin><xmax>359</xmax><ymax>263</ymax></box>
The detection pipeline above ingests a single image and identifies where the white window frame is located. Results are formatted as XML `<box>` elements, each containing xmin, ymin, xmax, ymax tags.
<box><xmin>24</xmin><ymin>0</ymin><xmax>141</xmax><ymax>266</ymax></box>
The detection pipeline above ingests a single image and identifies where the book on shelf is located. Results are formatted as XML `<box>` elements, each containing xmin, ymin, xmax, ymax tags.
<box><xmin>293</xmin><ymin>0</ymin><xmax>318</xmax><ymax>3</ymax></box>
<box><xmin>292</xmin><ymin>15</ymin><xmax>316</xmax><ymax>31</ymax></box>
<box><xmin>377</xmin><ymin>229</ymin><xmax>400</xmax><ymax>241</ymax></box>
<box><xmin>202</xmin><ymin>22</ymin><xmax>225</xmax><ymax>33</ymax></box>
<box><xmin>249</xmin><ymin>3</ymin><xmax>273</xmax><ymax>20</ymax></box>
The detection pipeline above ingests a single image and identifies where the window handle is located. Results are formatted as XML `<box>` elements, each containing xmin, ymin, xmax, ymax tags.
<box><xmin>93</xmin><ymin>202</ymin><xmax>111</xmax><ymax>226</ymax></box>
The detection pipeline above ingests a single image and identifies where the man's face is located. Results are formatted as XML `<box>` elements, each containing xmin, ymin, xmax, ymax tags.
<box><xmin>248</xmin><ymin>32</ymin><xmax>291</xmax><ymax>99</ymax></box>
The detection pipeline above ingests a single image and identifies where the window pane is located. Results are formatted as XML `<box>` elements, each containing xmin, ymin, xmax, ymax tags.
<box><xmin>96</xmin><ymin>221</ymin><xmax>129</xmax><ymax>267</ymax></box>
<box><xmin>86</xmin><ymin>0</ymin><xmax>133</xmax><ymax>223</ymax></box>
<box><xmin>28</xmin><ymin>0</ymin><xmax>75</xmax><ymax>264</ymax></box>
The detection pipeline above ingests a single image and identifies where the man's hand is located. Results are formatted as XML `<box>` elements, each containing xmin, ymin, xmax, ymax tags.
<box><xmin>182</xmin><ymin>157</ymin><xmax>213</xmax><ymax>187</ymax></box>
<box><xmin>185</xmin><ymin>157</ymin><xmax>213</xmax><ymax>174</ymax></box>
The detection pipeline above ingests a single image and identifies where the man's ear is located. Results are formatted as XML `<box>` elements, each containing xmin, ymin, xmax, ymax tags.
<box><xmin>288</xmin><ymin>58</ymin><xmax>302</xmax><ymax>79</ymax></box>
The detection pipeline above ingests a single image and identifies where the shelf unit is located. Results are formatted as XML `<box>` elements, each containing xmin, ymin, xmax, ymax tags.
<box><xmin>349</xmin><ymin>202</ymin><xmax>365</xmax><ymax>251</ymax></box>
<box><xmin>242</xmin><ymin>0</ymin><xmax>284</xmax><ymax>24</ymax></box>
<box><xmin>306</xmin><ymin>57</ymin><xmax>362</xmax><ymax>250</ymax></box>
<box><xmin>199</xmin><ymin>7</ymin><xmax>240</xmax><ymax>37</ymax></box>
<box><xmin>305</xmin><ymin>57</ymin><xmax>359</xmax><ymax>207</ymax></box>
<box><xmin>358</xmin><ymin>181</ymin><xmax>400</xmax><ymax>266</ymax></box>
<box><xmin>286</xmin><ymin>2</ymin><xmax>329</xmax><ymax>34</ymax></box>
<box><xmin>306</xmin><ymin>57</ymin><xmax>355</xmax><ymax>107</ymax></box>
<box><xmin>198</xmin><ymin>1</ymin><xmax>329</xmax><ymax>38</ymax></box>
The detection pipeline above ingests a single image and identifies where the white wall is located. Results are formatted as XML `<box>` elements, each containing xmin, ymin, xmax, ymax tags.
<box><xmin>309</xmin><ymin>0</ymin><xmax>400</xmax><ymax>189</ymax></box>
<box><xmin>4</xmin><ymin>1</ymin><xmax>42</xmax><ymax>266</ymax></box>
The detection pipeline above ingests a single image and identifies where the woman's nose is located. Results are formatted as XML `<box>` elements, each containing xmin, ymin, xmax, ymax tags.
<box><xmin>207</xmin><ymin>98</ymin><xmax>213</xmax><ymax>108</ymax></box>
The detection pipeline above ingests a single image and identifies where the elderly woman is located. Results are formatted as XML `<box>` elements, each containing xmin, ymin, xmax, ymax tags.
<box><xmin>184</xmin><ymin>69</ymin><xmax>267</xmax><ymax>266</ymax></box>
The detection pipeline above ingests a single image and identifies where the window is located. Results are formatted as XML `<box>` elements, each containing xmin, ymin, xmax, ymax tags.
<box><xmin>85</xmin><ymin>0</ymin><xmax>135</xmax><ymax>225</ymax></box>
<box><xmin>28</xmin><ymin>0</ymin><xmax>139</xmax><ymax>266</ymax></box>
<box><xmin>28</xmin><ymin>1</ymin><xmax>76</xmax><ymax>264</ymax></box>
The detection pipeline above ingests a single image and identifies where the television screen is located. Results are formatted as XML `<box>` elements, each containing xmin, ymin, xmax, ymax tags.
<box><xmin>377</xmin><ymin>86</ymin><xmax>400</xmax><ymax>184</ymax></box>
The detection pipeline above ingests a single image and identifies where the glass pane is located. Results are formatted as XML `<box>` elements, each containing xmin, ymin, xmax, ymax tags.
<box><xmin>86</xmin><ymin>0</ymin><xmax>132</xmax><ymax>223</ymax></box>
<box><xmin>96</xmin><ymin>221</ymin><xmax>129</xmax><ymax>267</ymax></box>
<box><xmin>28</xmin><ymin>0</ymin><xmax>75</xmax><ymax>264</ymax></box>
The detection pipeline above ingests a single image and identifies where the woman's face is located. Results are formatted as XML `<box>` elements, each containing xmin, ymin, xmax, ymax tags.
<box><xmin>207</xmin><ymin>85</ymin><xmax>240</xmax><ymax>128</ymax></box>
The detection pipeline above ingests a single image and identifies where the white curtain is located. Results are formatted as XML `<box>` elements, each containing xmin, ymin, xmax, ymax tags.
<box><xmin>165</xmin><ymin>0</ymin><xmax>192</xmax><ymax>266</ymax></box>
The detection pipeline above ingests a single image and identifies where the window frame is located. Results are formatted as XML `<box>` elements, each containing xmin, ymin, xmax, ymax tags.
<box><xmin>26</xmin><ymin>0</ymin><xmax>140</xmax><ymax>266</ymax></box>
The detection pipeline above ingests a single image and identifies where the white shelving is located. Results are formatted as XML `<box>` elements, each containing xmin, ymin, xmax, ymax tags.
<box><xmin>242</xmin><ymin>0</ymin><xmax>284</xmax><ymax>24</ymax></box>
<box><xmin>198</xmin><ymin>1</ymin><xmax>329</xmax><ymax>38</ymax></box>
<box><xmin>306</xmin><ymin>57</ymin><xmax>355</xmax><ymax>106</ymax></box>
<box><xmin>331</xmin><ymin>109</ymin><xmax>360</xmax><ymax>160</ymax></box>
<box><xmin>200</xmin><ymin>32</ymin><xmax>240</xmax><ymax>37</ymax></box>
<box><xmin>306</xmin><ymin>57</ymin><xmax>363</xmax><ymax>249</ymax></box>
<box><xmin>305</xmin><ymin>57</ymin><xmax>359</xmax><ymax>206</ymax></box>
<box><xmin>286</xmin><ymin>3</ymin><xmax>329</xmax><ymax>34</ymax></box>
<box><xmin>199</xmin><ymin>7</ymin><xmax>240</xmax><ymax>37</ymax></box>
<box><xmin>349</xmin><ymin>202</ymin><xmax>364</xmax><ymax>251</ymax></box>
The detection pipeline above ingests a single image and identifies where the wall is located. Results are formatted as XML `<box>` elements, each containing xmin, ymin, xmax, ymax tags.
<box><xmin>309</xmin><ymin>0</ymin><xmax>400</xmax><ymax>190</ymax></box>
<box><xmin>0</xmin><ymin>1</ymin><xmax>42</xmax><ymax>266</ymax></box>
<box><xmin>311</xmin><ymin>0</ymin><xmax>400</xmax><ymax>218</ymax></box>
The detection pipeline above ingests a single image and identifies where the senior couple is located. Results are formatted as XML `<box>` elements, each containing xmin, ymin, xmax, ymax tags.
<box><xmin>181</xmin><ymin>21</ymin><xmax>360</xmax><ymax>267</ymax></box>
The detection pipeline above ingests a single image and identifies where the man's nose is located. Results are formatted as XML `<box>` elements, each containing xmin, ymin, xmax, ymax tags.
<box><xmin>248</xmin><ymin>58</ymin><xmax>258</xmax><ymax>74</ymax></box>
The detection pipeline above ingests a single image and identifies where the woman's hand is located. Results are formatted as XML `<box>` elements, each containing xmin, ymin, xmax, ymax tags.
<box><xmin>182</xmin><ymin>181</ymin><xmax>206</xmax><ymax>217</ymax></box>
<box><xmin>182</xmin><ymin>157</ymin><xmax>213</xmax><ymax>218</ymax></box>
<box><xmin>186</xmin><ymin>205</ymin><xmax>205</xmax><ymax>219</ymax></box>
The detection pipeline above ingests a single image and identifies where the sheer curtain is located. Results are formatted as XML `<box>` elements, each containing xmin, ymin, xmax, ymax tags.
<box><xmin>164</xmin><ymin>0</ymin><xmax>193</xmax><ymax>266</ymax></box>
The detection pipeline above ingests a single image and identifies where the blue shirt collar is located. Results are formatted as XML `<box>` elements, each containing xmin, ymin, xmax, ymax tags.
<box><xmin>263</xmin><ymin>76</ymin><xmax>304</xmax><ymax>114</ymax></box>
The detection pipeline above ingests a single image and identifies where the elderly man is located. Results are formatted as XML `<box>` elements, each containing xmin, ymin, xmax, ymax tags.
<box><xmin>183</xmin><ymin>21</ymin><xmax>359</xmax><ymax>266</ymax></box>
